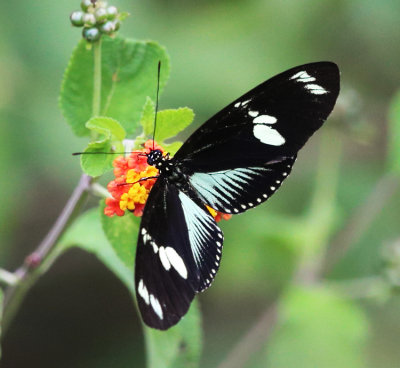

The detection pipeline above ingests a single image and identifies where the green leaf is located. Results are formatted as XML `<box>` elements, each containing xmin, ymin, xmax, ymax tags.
<box><xmin>387</xmin><ymin>90</ymin><xmax>400</xmax><ymax>174</ymax></box>
<box><xmin>137</xmin><ymin>103</ymin><xmax>190</xmax><ymax>153</ymax></box>
<box><xmin>81</xmin><ymin>140</ymin><xmax>114</xmax><ymax>177</ymax></box>
<box><xmin>61</xmin><ymin>208</ymin><xmax>203</xmax><ymax>367</ymax></box>
<box><xmin>80</xmin><ymin>117</ymin><xmax>125</xmax><ymax>176</ymax></box>
<box><xmin>163</xmin><ymin>141</ymin><xmax>183</xmax><ymax>156</ymax></box>
<box><xmin>100</xmin><ymin>200</ymin><xmax>139</xmax><ymax>268</ymax></box>
<box><xmin>145</xmin><ymin>300</ymin><xmax>202</xmax><ymax>368</ymax></box>
<box><xmin>140</xmin><ymin>97</ymin><xmax>156</xmax><ymax>136</ymax></box>
<box><xmin>265</xmin><ymin>285</ymin><xmax>368</xmax><ymax>368</ymax></box>
<box><xmin>138</xmin><ymin>103</ymin><xmax>193</xmax><ymax>149</ymax></box>
<box><xmin>60</xmin><ymin>37</ymin><xmax>170</xmax><ymax>137</ymax></box>
<box><xmin>156</xmin><ymin>108</ymin><xmax>195</xmax><ymax>143</ymax></box>
<box><xmin>0</xmin><ymin>289</ymin><xmax>3</xmax><ymax>360</ymax></box>
<box><xmin>86</xmin><ymin>116</ymin><xmax>126</xmax><ymax>141</ymax></box>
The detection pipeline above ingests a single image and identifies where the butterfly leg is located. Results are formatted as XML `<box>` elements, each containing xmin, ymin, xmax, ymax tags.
<box><xmin>116</xmin><ymin>175</ymin><xmax>160</xmax><ymax>187</ymax></box>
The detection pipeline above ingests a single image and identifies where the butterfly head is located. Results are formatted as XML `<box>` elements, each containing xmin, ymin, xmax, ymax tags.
<box><xmin>147</xmin><ymin>149</ymin><xmax>164</xmax><ymax>166</ymax></box>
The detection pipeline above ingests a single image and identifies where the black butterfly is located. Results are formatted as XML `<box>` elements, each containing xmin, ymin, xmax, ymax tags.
<box><xmin>135</xmin><ymin>62</ymin><xmax>340</xmax><ymax>330</ymax></box>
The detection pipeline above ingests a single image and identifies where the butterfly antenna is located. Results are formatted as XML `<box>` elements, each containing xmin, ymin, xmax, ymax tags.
<box><xmin>72</xmin><ymin>151</ymin><xmax>133</xmax><ymax>156</ymax></box>
<box><xmin>152</xmin><ymin>61</ymin><xmax>161</xmax><ymax>151</ymax></box>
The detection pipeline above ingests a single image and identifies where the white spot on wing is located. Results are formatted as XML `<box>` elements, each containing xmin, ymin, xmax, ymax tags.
<box><xmin>253</xmin><ymin>114</ymin><xmax>277</xmax><ymax>125</ymax></box>
<box><xmin>159</xmin><ymin>246</ymin><xmax>171</xmax><ymax>271</ymax></box>
<box><xmin>248</xmin><ymin>110</ymin><xmax>259</xmax><ymax>117</ymax></box>
<box><xmin>138</xmin><ymin>279</ymin><xmax>150</xmax><ymax>305</ymax></box>
<box><xmin>290</xmin><ymin>71</ymin><xmax>327</xmax><ymax>94</ymax></box>
<box><xmin>290</xmin><ymin>70</ymin><xmax>316</xmax><ymax>83</ymax></box>
<box><xmin>150</xmin><ymin>294</ymin><xmax>163</xmax><ymax>319</ymax></box>
<box><xmin>234</xmin><ymin>102</ymin><xmax>240</xmax><ymax>107</ymax></box>
<box><xmin>151</xmin><ymin>241</ymin><xmax>159</xmax><ymax>253</ymax></box>
<box><xmin>253</xmin><ymin>125</ymin><xmax>285</xmax><ymax>146</ymax></box>
<box><xmin>305</xmin><ymin>84</ymin><xmax>327</xmax><ymax>95</ymax></box>
<box><xmin>165</xmin><ymin>246</ymin><xmax>188</xmax><ymax>279</ymax></box>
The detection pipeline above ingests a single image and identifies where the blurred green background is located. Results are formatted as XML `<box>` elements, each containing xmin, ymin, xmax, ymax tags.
<box><xmin>1</xmin><ymin>0</ymin><xmax>400</xmax><ymax>367</ymax></box>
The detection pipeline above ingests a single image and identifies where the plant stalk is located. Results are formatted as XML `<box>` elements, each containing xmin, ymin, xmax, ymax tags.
<box><xmin>92</xmin><ymin>39</ymin><xmax>102</xmax><ymax>118</ymax></box>
<box><xmin>2</xmin><ymin>34</ymin><xmax>104</xmax><ymax>340</ymax></box>
<box><xmin>0</xmin><ymin>269</ymin><xmax>18</xmax><ymax>287</ymax></box>
<box><xmin>2</xmin><ymin>174</ymin><xmax>93</xmax><ymax>336</ymax></box>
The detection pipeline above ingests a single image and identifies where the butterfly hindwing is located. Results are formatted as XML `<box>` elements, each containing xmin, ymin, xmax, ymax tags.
<box><xmin>188</xmin><ymin>155</ymin><xmax>297</xmax><ymax>214</ymax></box>
<box><xmin>135</xmin><ymin>177</ymin><xmax>223</xmax><ymax>330</ymax></box>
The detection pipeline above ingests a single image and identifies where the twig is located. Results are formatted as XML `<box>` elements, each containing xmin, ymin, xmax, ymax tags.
<box><xmin>217</xmin><ymin>303</ymin><xmax>279</xmax><ymax>368</ymax></box>
<box><xmin>2</xmin><ymin>30</ymin><xmax>103</xmax><ymax>338</ymax></box>
<box><xmin>2</xmin><ymin>174</ymin><xmax>93</xmax><ymax>335</ymax></box>
<box><xmin>324</xmin><ymin>276</ymin><xmax>390</xmax><ymax>299</ymax></box>
<box><xmin>321</xmin><ymin>174</ymin><xmax>400</xmax><ymax>275</ymax></box>
<box><xmin>217</xmin><ymin>131</ymin><xmax>342</xmax><ymax>368</ymax></box>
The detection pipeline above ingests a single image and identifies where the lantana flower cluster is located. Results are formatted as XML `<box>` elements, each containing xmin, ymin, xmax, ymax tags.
<box><xmin>104</xmin><ymin>140</ymin><xmax>231</xmax><ymax>222</ymax></box>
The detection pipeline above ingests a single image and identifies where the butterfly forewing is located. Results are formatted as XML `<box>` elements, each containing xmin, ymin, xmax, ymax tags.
<box><xmin>175</xmin><ymin>62</ymin><xmax>339</xmax><ymax>172</ymax></box>
<box><xmin>175</xmin><ymin>62</ymin><xmax>339</xmax><ymax>213</ymax></box>
<box><xmin>135</xmin><ymin>177</ymin><xmax>223</xmax><ymax>329</ymax></box>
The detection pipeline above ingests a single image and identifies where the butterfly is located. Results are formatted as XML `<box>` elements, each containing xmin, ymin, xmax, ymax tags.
<box><xmin>135</xmin><ymin>62</ymin><xmax>340</xmax><ymax>330</ymax></box>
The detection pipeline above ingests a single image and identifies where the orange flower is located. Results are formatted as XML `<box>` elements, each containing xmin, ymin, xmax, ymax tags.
<box><xmin>104</xmin><ymin>140</ymin><xmax>231</xmax><ymax>222</ymax></box>
<box><xmin>207</xmin><ymin>206</ymin><xmax>232</xmax><ymax>222</ymax></box>
<box><xmin>104</xmin><ymin>197</ymin><xmax>125</xmax><ymax>217</ymax></box>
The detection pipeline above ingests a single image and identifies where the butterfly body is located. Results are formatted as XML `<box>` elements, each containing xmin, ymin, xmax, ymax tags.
<box><xmin>147</xmin><ymin>149</ymin><xmax>188</xmax><ymax>189</ymax></box>
<box><xmin>135</xmin><ymin>62</ymin><xmax>340</xmax><ymax>330</ymax></box>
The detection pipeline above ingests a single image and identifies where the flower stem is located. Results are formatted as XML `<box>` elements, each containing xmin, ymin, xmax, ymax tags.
<box><xmin>2</xmin><ymin>174</ymin><xmax>93</xmax><ymax>336</ymax></box>
<box><xmin>1</xmin><ymin>37</ymin><xmax>105</xmax><ymax>339</ymax></box>
<box><xmin>0</xmin><ymin>269</ymin><xmax>18</xmax><ymax>287</ymax></box>
<box><xmin>90</xmin><ymin>182</ymin><xmax>111</xmax><ymax>198</ymax></box>
<box><xmin>92</xmin><ymin>39</ymin><xmax>102</xmax><ymax>118</ymax></box>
